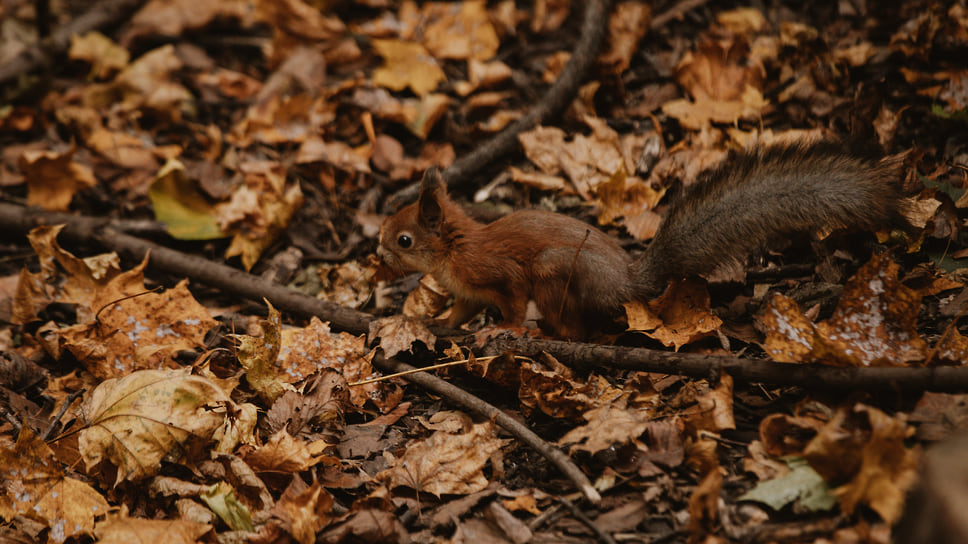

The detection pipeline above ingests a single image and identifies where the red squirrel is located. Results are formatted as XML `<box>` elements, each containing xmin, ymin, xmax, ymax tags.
<box><xmin>378</xmin><ymin>141</ymin><xmax>909</xmax><ymax>339</ymax></box>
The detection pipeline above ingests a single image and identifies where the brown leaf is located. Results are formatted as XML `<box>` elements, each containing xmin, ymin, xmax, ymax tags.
<box><xmin>95</xmin><ymin>512</ymin><xmax>212</xmax><ymax>544</ymax></box>
<box><xmin>519</xmin><ymin>364</ymin><xmax>624</xmax><ymax>420</ymax></box>
<box><xmin>12</xmin><ymin>225</ymin><xmax>121</xmax><ymax>325</ymax></box>
<box><xmin>368</xmin><ymin>315</ymin><xmax>436</xmax><ymax>359</ymax></box>
<box><xmin>803</xmin><ymin>404</ymin><xmax>919</xmax><ymax>524</ymax></box>
<box><xmin>687</xmin><ymin>469</ymin><xmax>723</xmax><ymax>537</ymax></box>
<box><xmin>68</xmin><ymin>32</ymin><xmax>129</xmax><ymax>79</ymax></box>
<box><xmin>402</xmin><ymin>274</ymin><xmax>450</xmax><ymax>321</ymax></box>
<box><xmin>558</xmin><ymin>396</ymin><xmax>654</xmax><ymax>455</ymax></box>
<box><xmin>624</xmin><ymin>279</ymin><xmax>723</xmax><ymax>350</ymax></box>
<box><xmin>377</xmin><ymin>416</ymin><xmax>508</xmax><ymax>496</ymax></box>
<box><xmin>264</xmin><ymin>369</ymin><xmax>348</xmax><ymax>439</ymax></box>
<box><xmin>371</xmin><ymin>39</ymin><xmax>446</xmax><ymax>96</ymax></box>
<box><xmin>761</xmin><ymin>253</ymin><xmax>927</xmax><ymax>366</ymax></box>
<box><xmin>19</xmin><ymin>147</ymin><xmax>97</xmax><ymax>211</ymax></box>
<box><xmin>598</xmin><ymin>2</ymin><xmax>651</xmax><ymax>75</ymax></box>
<box><xmin>270</xmin><ymin>478</ymin><xmax>334</xmax><ymax>544</ymax></box>
<box><xmin>59</xmin><ymin>261</ymin><xmax>218</xmax><ymax>378</ymax></box>
<box><xmin>243</xmin><ymin>430</ymin><xmax>324</xmax><ymax>473</ymax></box>
<box><xmin>0</xmin><ymin>427</ymin><xmax>110</xmax><ymax>543</ymax></box>
<box><xmin>124</xmin><ymin>0</ymin><xmax>253</xmax><ymax>42</ymax></box>
<box><xmin>78</xmin><ymin>368</ymin><xmax>257</xmax><ymax>485</ymax></box>
<box><xmin>422</xmin><ymin>0</ymin><xmax>499</xmax><ymax>61</ymax></box>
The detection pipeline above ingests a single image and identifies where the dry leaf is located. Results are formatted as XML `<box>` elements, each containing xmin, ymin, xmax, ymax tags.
<box><xmin>377</xmin><ymin>417</ymin><xmax>507</xmax><ymax>496</ymax></box>
<box><xmin>372</xmin><ymin>39</ymin><xmax>446</xmax><ymax>96</ymax></box>
<box><xmin>760</xmin><ymin>252</ymin><xmax>927</xmax><ymax>366</ymax></box>
<box><xmin>95</xmin><ymin>511</ymin><xmax>212</xmax><ymax>544</ymax></box>
<box><xmin>558</xmin><ymin>396</ymin><xmax>654</xmax><ymax>454</ymax></box>
<box><xmin>624</xmin><ymin>279</ymin><xmax>723</xmax><ymax>350</ymax></box>
<box><xmin>19</xmin><ymin>147</ymin><xmax>97</xmax><ymax>211</ymax></box>
<box><xmin>79</xmin><ymin>368</ymin><xmax>257</xmax><ymax>485</ymax></box>
<box><xmin>368</xmin><ymin>315</ymin><xmax>436</xmax><ymax>359</ymax></box>
<box><xmin>58</xmin><ymin>258</ymin><xmax>218</xmax><ymax>378</ymax></box>
<box><xmin>422</xmin><ymin>0</ymin><xmax>499</xmax><ymax>61</ymax></box>
<box><xmin>68</xmin><ymin>32</ymin><xmax>129</xmax><ymax>79</ymax></box>
<box><xmin>0</xmin><ymin>427</ymin><xmax>110</xmax><ymax>544</ymax></box>
<box><xmin>803</xmin><ymin>403</ymin><xmax>919</xmax><ymax>524</ymax></box>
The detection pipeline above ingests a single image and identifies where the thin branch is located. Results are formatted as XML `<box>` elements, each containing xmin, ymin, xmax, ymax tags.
<box><xmin>487</xmin><ymin>335</ymin><xmax>968</xmax><ymax>392</ymax></box>
<box><xmin>371</xmin><ymin>353</ymin><xmax>602</xmax><ymax>504</ymax></box>
<box><xmin>384</xmin><ymin>0</ymin><xmax>614</xmax><ymax>212</ymax></box>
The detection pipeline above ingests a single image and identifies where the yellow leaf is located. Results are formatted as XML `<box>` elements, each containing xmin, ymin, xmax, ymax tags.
<box><xmin>79</xmin><ymin>368</ymin><xmax>257</xmax><ymax>485</ymax></box>
<box><xmin>149</xmin><ymin>159</ymin><xmax>225</xmax><ymax>240</ymax></box>
<box><xmin>371</xmin><ymin>39</ymin><xmax>446</xmax><ymax>96</ymax></box>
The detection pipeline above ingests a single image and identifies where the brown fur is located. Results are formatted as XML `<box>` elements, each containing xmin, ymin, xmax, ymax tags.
<box><xmin>378</xmin><ymin>142</ymin><xmax>909</xmax><ymax>338</ymax></box>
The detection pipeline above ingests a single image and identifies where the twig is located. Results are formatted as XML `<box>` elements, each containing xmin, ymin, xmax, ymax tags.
<box><xmin>371</xmin><ymin>353</ymin><xmax>602</xmax><ymax>504</ymax></box>
<box><xmin>649</xmin><ymin>0</ymin><xmax>711</xmax><ymax>29</ymax></box>
<box><xmin>41</xmin><ymin>388</ymin><xmax>85</xmax><ymax>441</ymax></box>
<box><xmin>384</xmin><ymin>0</ymin><xmax>614</xmax><ymax>211</ymax></box>
<box><xmin>0</xmin><ymin>0</ymin><xmax>145</xmax><ymax>86</ymax></box>
<box><xmin>347</xmin><ymin>356</ymin><xmax>503</xmax><ymax>386</ymax></box>
<box><xmin>557</xmin><ymin>496</ymin><xmax>617</xmax><ymax>544</ymax></box>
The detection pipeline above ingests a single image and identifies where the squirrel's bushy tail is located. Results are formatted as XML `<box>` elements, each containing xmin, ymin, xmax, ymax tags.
<box><xmin>631</xmin><ymin>141</ymin><xmax>909</xmax><ymax>300</ymax></box>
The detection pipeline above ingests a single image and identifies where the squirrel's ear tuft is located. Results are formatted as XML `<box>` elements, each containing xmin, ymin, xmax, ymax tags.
<box><xmin>418</xmin><ymin>167</ymin><xmax>444</xmax><ymax>232</ymax></box>
<box><xmin>420</xmin><ymin>166</ymin><xmax>446</xmax><ymax>193</ymax></box>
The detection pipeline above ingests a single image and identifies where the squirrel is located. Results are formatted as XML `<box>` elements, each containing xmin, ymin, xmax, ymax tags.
<box><xmin>377</xmin><ymin>140</ymin><xmax>909</xmax><ymax>339</ymax></box>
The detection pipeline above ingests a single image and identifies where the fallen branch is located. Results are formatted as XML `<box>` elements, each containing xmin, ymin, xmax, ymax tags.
<box><xmin>371</xmin><ymin>353</ymin><xmax>601</xmax><ymax>504</ymax></box>
<box><xmin>0</xmin><ymin>0</ymin><xmax>144</xmax><ymax>87</ymax></box>
<box><xmin>488</xmin><ymin>336</ymin><xmax>968</xmax><ymax>392</ymax></box>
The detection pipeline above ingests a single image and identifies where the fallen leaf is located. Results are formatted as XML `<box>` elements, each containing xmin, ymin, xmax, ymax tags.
<box><xmin>58</xmin><ymin>258</ymin><xmax>219</xmax><ymax>377</ymax></box>
<box><xmin>519</xmin><ymin>364</ymin><xmax>624</xmax><ymax>420</ymax></box>
<box><xmin>624</xmin><ymin>279</ymin><xmax>723</xmax><ymax>350</ymax></box>
<box><xmin>377</xmin><ymin>417</ymin><xmax>508</xmax><ymax>496</ymax></box>
<box><xmin>234</xmin><ymin>302</ymin><xmax>294</xmax><ymax>403</ymax></box>
<box><xmin>0</xmin><ymin>427</ymin><xmax>110</xmax><ymax>544</ymax></box>
<box><xmin>422</xmin><ymin>0</ymin><xmax>499</xmax><ymax>61</ymax></box>
<box><xmin>201</xmin><ymin>482</ymin><xmax>254</xmax><ymax>532</ymax></box>
<box><xmin>78</xmin><ymin>368</ymin><xmax>257</xmax><ymax>485</ymax></box>
<box><xmin>368</xmin><ymin>315</ymin><xmax>436</xmax><ymax>359</ymax></box>
<box><xmin>149</xmin><ymin>159</ymin><xmax>225</xmax><ymax>240</ymax></box>
<box><xmin>558</xmin><ymin>396</ymin><xmax>654</xmax><ymax>454</ymax></box>
<box><xmin>598</xmin><ymin>2</ymin><xmax>651</xmax><ymax>74</ymax></box>
<box><xmin>244</xmin><ymin>430</ymin><xmax>323</xmax><ymax>473</ymax></box>
<box><xmin>372</xmin><ymin>39</ymin><xmax>446</xmax><ymax>96</ymax></box>
<box><xmin>270</xmin><ymin>478</ymin><xmax>334</xmax><ymax>544</ymax></box>
<box><xmin>760</xmin><ymin>252</ymin><xmax>928</xmax><ymax>366</ymax></box>
<box><xmin>19</xmin><ymin>147</ymin><xmax>97</xmax><ymax>211</ymax></box>
<box><xmin>739</xmin><ymin>457</ymin><xmax>838</xmax><ymax>513</ymax></box>
<box><xmin>68</xmin><ymin>32</ymin><xmax>129</xmax><ymax>79</ymax></box>
<box><xmin>95</xmin><ymin>511</ymin><xmax>211</xmax><ymax>544</ymax></box>
<box><xmin>803</xmin><ymin>403</ymin><xmax>919</xmax><ymax>524</ymax></box>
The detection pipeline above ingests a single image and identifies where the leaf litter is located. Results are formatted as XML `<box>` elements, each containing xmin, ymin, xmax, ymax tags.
<box><xmin>0</xmin><ymin>0</ymin><xmax>967</xmax><ymax>542</ymax></box>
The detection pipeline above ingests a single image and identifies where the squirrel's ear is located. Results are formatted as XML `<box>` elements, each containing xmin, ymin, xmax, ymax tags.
<box><xmin>418</xmin><ymin>167</ymin><xmax>444</xmax><ymax>232</ymax></box>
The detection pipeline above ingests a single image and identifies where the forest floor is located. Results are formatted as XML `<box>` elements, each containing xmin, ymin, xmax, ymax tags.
<box><xmin>1</xmin><ymin>0</ymin><xmax>967</xmax><ymax>542</ymax></box>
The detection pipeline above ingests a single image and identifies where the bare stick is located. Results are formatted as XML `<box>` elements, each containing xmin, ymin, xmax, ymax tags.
<box><xmin>371</xmin><ymin>353</ymin><xmax>602</xmax><ymax>504</ymax></box>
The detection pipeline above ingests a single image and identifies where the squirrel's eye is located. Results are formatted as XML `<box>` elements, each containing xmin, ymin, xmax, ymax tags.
<box><xmin>397</xmin><ymin>234</ymin><xmax>413</xmax><ymax>248</ymax></box>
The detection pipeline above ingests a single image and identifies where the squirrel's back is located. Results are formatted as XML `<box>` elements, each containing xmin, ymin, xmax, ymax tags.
<box><xmin>633</xmin><ymin>141</ymin><xmax>908</xmax><ymax>299</ymax></box>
